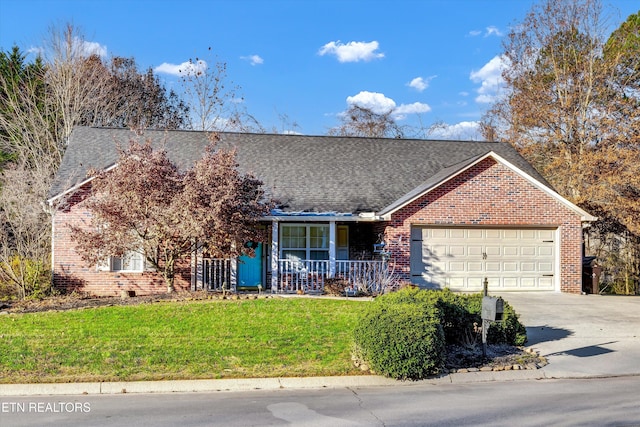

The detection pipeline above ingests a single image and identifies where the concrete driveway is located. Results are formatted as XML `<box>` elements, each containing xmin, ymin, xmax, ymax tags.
<box><xmin>496</xmin><ymin>292</ymin><xmax>640</xmax><ymax>378</ymax></box>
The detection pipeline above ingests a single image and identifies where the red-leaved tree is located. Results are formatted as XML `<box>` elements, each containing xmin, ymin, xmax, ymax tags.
<box><xmin>70</xmin><ymin>133</ymin><xmax>270</xmax><ymax>292</ymax></box>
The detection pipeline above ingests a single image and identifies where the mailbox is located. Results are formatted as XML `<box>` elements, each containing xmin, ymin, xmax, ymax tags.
<box><xmin>482</xmin><ymin>296</ymin><xmax>504</xmax><ymax>321</ymax></box>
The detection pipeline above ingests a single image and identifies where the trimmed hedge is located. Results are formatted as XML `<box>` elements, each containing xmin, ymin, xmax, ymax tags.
<box><xmin>460</xmin><ymin>293</ymin><xmax>527</xmax><ymax>346</ymax></box>
<box><xmin>352</xmin><ymin>287</ymin><xmax>528</xmax><ymax>380</ymax></box>
<box><xmin>352</xmin><ymin>288</ymin><xmax>446</xmax><ymax>380</ymax></box>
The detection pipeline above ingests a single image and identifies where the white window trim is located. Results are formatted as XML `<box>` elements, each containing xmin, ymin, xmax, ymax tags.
<box><xmin>107</xmin><ymin>250</ymin><xmax>146</xmax><ymax>273</ymax></box>
<box><xmin>280</xmin><ymin>223</ymin><xmax>330</xmax><ymax>261</ymax></box>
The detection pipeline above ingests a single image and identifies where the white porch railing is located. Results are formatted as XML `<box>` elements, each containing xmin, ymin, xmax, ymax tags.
<box><xmin>202</xmin><ymin>258</ymin><xmax>390</xmax><ymax>294</ymax></box>
<box><xmin>203</xmin><ymin>258</ymin><xmax>234</xmax><ymax>291</ymax></box>
<box><xmin>277</xmin><ymin>260</ymin><xmax>329</xmax><ymax>293</ymax></box>
<box><xmin>275</xmin><ymin>259</ymin><xmax>388</xmax><ymax>294</ymax></box>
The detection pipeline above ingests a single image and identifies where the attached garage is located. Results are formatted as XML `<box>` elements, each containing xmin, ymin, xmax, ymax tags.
<box><xmin>410</xmin><ymin>227</ymin><xmax>558</xmax><ymax>292</ymax></box>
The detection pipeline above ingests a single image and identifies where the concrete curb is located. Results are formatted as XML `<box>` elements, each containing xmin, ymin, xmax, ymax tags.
<box><xmin>0</xmin><ymin>370</ymin><xmax>548</xmax><ymax>397</ymax></box>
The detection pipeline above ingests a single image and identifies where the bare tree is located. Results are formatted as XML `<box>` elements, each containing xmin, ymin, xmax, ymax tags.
<box><xmin>328</xmin><ymin>105</ymin><xmax>405</xmax><ymax>138</ymax></box>
<box><xmin>0</xmin><ymin>159</ymin><xmax>54</xmax><ymax>298</ymax></box>
<box><xmin>179</xmin><ymin>47</ymin><xmax>260</xmax><ymax>132</ymax></box>
<box><xmin>0</xmin><ymin>25</ymin><xmax>191</xmax><ymax>298</ymax></box>
<box><xmin>481</xmin><ymin>1</ymin><xmax>640</xmax><ymax>293</ymax></box>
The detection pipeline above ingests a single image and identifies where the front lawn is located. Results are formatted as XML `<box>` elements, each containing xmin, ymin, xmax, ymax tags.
<box><xmin>0</xmin><ymin>297</ymin><xmax>366</xmax><ymax>383</ymax></box>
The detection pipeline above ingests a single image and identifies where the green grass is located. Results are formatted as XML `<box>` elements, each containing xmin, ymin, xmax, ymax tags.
<box><xmin>0</xmin><ymin>297</ymin><xmax>367</xmax><ymax>383</ymax></box>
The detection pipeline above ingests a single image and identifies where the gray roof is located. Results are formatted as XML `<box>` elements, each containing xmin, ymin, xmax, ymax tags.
<box><xmin>49</xmin><ymin>126</ymin><xmax>551</xmax><ymax>214</ymax></box>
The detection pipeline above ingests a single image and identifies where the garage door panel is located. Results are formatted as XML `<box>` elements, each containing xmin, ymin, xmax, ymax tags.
<box><xmin>539</xmin><ymin>262</ymin><xmax>553</xmax><ymax>272</ymax></box>
<box><xmin>539</xmin><ymin>246</ymin><xmax>553</xmax><ymax>257</ymax></box>
<box><xmin>449</xmin><ymin>245</ymin><xmax>465</xmax><ymax>256</ymax></box>
<box><xmin>467</xmin><ymin>262</ymin><xmax>483</xmax><ymax>272</ymax></box>
<box><xmin>503</xmin><ymin>229</ymin><xmax>518</xmax><ymax>239</ymax></box>
<box><xmin>449</xmin><ymin>262</ymin><xmax>466</xmax><ymax>272</ymax></box>
<box><xmin>486</xmin><ymin>246</ymin><xmax>501</xmax><ymax>256</ymax></box>
<box><xmin>503</xmin><ymin>246</ymin><xmax>519</xmax><ymax>256</ymax></box>
<box><xmin>505</xmin><ymin>277</ymin><xmax>521</xmax><ymax>288</ymax></box>
<box><xmin>468</xmin><ymin>246</ymin><xmax>483</xmax><ymax>256</ymax></box>
<box><xmin>539</xmin><ymin>230</ymin><xmax>554</xmax><ymax>240</ymax></box>
<box><xmin>485</xmin><ymin>262</ymin><xmax>501</xmax><ymax>272</ymax></box>
<box><xmin>411</xmin><ymin>227</ymin><xmax>556</xmax><ymax>292</ymax></box>
<box><xmin>431</xmin><ymin>228</ymin><xmax>447</xmax><ymax>239</ymax></box>
<box><xmin>503</xmin><ymin>262</ymin><xmax>518</xmax><ymax>272</ymax></box>
<box><xmin>486</xmin><ymin>229</ymin><xmax>501</xmax><ymax>239</ymax></box>
<box><xmin>468</xmin><ymin>229</ymin><xmax>483</xmax><ymax>239</ymax></box>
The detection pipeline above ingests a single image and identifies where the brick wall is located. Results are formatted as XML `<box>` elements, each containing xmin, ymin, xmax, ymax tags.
<box><xmin>383</xmin><ymin>158</ymin><xmax>584</xmax><ymax>294</ymax></box>
<box><xmin>52</xmin><ymin>186</ymin><xmax>191</xmax><ymax>297</ymax></box>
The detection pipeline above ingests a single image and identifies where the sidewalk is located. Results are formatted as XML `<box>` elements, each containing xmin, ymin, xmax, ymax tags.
<box><xmin>1</xmin><ymin>292</ymin><xmax>638</xmax><ymax>396</ymax></box>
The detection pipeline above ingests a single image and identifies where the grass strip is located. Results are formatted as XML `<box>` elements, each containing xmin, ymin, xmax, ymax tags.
<box><xmin>0</xmin><ymin>297</ymin><xmax>367</xmax><ymax>383</ymax></box>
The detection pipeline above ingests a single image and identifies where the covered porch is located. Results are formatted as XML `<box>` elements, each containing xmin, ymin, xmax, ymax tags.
<box><xmin>196</xmin><ymin>213</ymin><xmax>394</xmax><ymax>294</ymax></box>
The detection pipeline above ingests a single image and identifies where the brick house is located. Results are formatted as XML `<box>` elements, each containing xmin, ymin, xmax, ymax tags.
<box><xmin>47</xmin><ymin>127</ymin><xmax>596</xmax><ymax>296</ymax></box>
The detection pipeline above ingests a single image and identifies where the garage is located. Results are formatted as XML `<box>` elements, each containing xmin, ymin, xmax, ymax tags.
<box><xmin>410</xmin><ymin>227</ymin><xmax>557</xmax><ymax>292</ymax></box>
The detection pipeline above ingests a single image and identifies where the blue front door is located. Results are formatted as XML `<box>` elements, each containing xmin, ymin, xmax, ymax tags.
<box><xmin>238</xmin><ymin>243</ymin><xmax>263</xmax><ymax>289</ymax></box>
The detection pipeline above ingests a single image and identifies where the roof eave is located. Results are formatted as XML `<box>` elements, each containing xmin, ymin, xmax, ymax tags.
<box><xmin>377</xmin><ymin>151</ymin><xmax>598</xmax><ymax>222</ymax></box>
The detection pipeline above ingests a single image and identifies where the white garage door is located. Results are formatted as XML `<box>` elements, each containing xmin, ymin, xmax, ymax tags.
<box><xmin>410</xmin><ymin>227</ymin><xmax>556</xmax><ymax>291</ymax></box>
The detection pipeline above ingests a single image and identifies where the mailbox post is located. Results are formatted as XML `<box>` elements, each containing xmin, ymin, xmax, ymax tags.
<box><xmin>481</xmin><ymin>292</ymin><xmax>504</xmax><ymax>357</ymax></box>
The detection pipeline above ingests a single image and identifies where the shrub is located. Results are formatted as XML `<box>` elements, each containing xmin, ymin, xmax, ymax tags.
<box><xmin>323</xmin><ymin>278</ymin><xmax>349</xmax><ymax>296</ymax></box>
<box><xmin>353</xmin><ymin>288</ymin><xmax>446</xmax><ymax>380</ymax></box>
<box><xmin>457</xmin><ymin>293</ymin><xmax>527</xmax><ymax>346</ymax></box>
<box><xmin>0</xmin><ymin>256</ymin><xmax>52</xmax><ymax>300</ymax></box>
<box><xmin>352</xmin><ymin>288</ymin><xmax>528</xmax><ymax>380</ymax></box>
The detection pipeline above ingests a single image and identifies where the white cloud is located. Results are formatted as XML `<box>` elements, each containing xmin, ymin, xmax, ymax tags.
<box><xmin>407</xmin><ymin>76</ymin><xmax>436</xmax><ymax>92</ymax></box>
<box><xmin>318</xmin><ymin>40</ymin><xmax>384</xmax><ymax>63</ymax></box>
<box><xmin>392</xmin><ymin>102</ymin><xmax>431</xmax><ymax>120</ymax></box>
<box><xmin>155</xmin><ymin>59</ymin><xmax>207</xmax><ymax>76</ymax></box>
<box><xmin>79</xmin><ymin>39</ymin><xmax>107</xmax><ymax>57</ymax></box>
<box><xmin>428</xmin><ymin>121</ymin><xmax>483</xmax><ymax>141</ymax></box>
<box><xmin>346</xmin><ymin>91</ymin><xmax>396</xmax><ymax>114</ymax></box>
<box><xmin>345</xmin><ymin>91</ymin><xmax>430</xmax><ymax>121</ymax></box>
<box><xmin>484</xmin><ymin>26</ymin><xmax>503</xmax><ymax>37</ymax></box>
<box><xmin>241</xmin><ymin>54</ymin><xmax>264</xmax><ymax>66</ymax></box>
<box><xmin>470</xmin><ymin>55</ymin><xmax>509</xmax><ymax>104</ymax></box>
<box><xmin>469</xmin><ymin>27</ymin><xmax>503</xmax><ymax>38</ymax></box>
<box><xmin>27</xmin><ymin>46</ymin><xmax>44</xmax><ymax>56</ymax></box>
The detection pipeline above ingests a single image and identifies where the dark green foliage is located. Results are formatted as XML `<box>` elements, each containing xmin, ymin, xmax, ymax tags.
<box><xmin>352</xmin><ymin>288</ymin><xmax>528</xmax><ymax>380</ymax></box>
<box><xmin>353</xmin><ymin>288</ymin><xmax>446</xmax><ymax>380</ymax></box>
<box><xmin>460</xmin><ymin>293</ymin><xmax>528</xmax><ymax>346</ymax></box>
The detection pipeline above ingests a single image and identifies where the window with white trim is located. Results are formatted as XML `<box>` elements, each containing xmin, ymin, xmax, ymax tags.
<box><xmin>110</xmin><ymin>251</ymin><xmax>145</xmax><ymax>272</ymax></box>
<box><xmin>281</xmin><ymin>224</ymin><xmax>329</xmax><ymax>261</ymax></box>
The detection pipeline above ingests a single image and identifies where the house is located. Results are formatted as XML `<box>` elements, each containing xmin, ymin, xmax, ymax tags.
<box><xmin>47</xmin><ymin>126</ymin><xmax>596</xmax><ymax>296</ymax></box>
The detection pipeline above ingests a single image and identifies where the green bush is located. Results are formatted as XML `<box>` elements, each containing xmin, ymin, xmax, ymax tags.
<box><xmin>352</xmin><ymin>288</ymin><xmax>528</xmax><ymax>380</ymax></box>
<box><xmin>353</xmin><ymin>288</ymin><xmax>446</xmax><ymax>380</ymax></box>
<box><xmin>459</xmin><ymin>293</ymin><xmax>527</xmax><ymax>346</ymax></box>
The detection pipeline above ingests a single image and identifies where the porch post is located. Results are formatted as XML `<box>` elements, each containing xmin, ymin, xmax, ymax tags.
<box><xmin>329</xmin><ymin>220</ymin><xmax>336</xmax><ymax>278</ymax></box>
<box><xmin>194</xmin><ymin>244</ymin><xmax>203</xmax><ymax>291</ymax></box>
<box><xmin>271</xmin><ymin>220</ymin><xmax>279</xmax><ymax>293</ymax></box>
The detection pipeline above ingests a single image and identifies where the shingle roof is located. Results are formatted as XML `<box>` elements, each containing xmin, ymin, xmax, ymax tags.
<box><xmin>49</xmin><ymin>126</ymin><xmax>551</xmax><ymax>214</ymax></box>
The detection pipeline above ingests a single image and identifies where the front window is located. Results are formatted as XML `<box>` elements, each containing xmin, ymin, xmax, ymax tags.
<box><xmin>281</xmin><ymin>224</ymin><xmax>329</xmax><ymax>262</ymax></box>
<box><xmin>111</xmin><ymin>251</ymin><xmax>144</xmax><ymax>272</ymax></box>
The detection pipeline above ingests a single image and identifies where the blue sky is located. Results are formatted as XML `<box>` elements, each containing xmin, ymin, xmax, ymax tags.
<box><xmin>1</xmin><ymin>0</ymin><xmax>637</xmax><ymax>138</ymax></box>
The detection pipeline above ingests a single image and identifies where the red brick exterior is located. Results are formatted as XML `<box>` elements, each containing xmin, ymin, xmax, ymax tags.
<box><xmin>51</xmin><ymin>186</ymin><xmax>191</xmax><ymax>297</ymax></box>
<box><xmin>52</xmin><ymin>157</ymin><xmax>586</xmax><ymax>295</ymax></box>
<box><xmin>382</xmin><ymin>158</ymin><xmax>584</xmax><ymax>294</ymax></box>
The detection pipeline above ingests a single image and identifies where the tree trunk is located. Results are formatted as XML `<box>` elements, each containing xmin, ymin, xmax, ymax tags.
<box><xmin>165</xmin><ymin>258</ymin><xmax>175</xmax><ymax>293</ymax></box>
